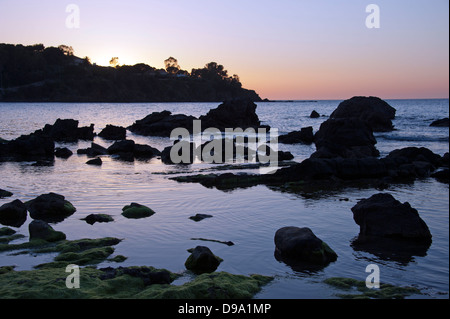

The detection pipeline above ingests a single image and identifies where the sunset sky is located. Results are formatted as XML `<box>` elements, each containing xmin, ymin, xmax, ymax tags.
<box><xmin>0</xmin><ymin>0</ymin><xmax>448</xmax><ymax>100</ymax></box>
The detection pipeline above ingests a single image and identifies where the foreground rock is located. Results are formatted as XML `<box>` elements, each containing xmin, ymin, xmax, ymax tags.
<box><xmin>351</xmin><ymin>193</ymin><xmax>432</xmax><ymax>243</ymax></box>
<box><xmin>185</xmin><ymin>246</ymin><xmax>223</xmax><ymax>274</ymax></box>
<box><xmin>0</xmin><ymin>133</ymin><xmax>55</xmax><ymax>162</ymax></box>
<box><xmin>0</xmin><ymin>200</ymin><xmax>27</xmax><ymax>227</ymax></box>
<box><xmin>312</xmin><ymin>118</ymin><xmax>379</xmax><ymax>158</ymax></box>
<box><xmin>28</xmin><ymin>220</ymin><xmax>66</xmax><ymax>242</ymax></box>
<box><xmin>26</xmin><ymin>193</ymin><xmax>76</xmax><ymax>223</ymax></box>
<box><xmin>274</xmin><ymin>227</ymin><xmax>337</xmax><ymax>267</ymax></box>
<box><xmin>330</xmin><ymin>96</ymin><xmax>396</xmax><ymax>132</ymax></box>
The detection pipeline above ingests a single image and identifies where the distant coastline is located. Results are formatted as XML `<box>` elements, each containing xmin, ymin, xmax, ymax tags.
<box><xmin>0</xmin><ymin>43</ymin><xmax>261</xmax><ymax>103</ymax></box>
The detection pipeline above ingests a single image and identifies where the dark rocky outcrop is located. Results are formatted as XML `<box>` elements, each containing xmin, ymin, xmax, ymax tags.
<box><xmin>274</xmin><ymin>226</ymin><xmax>337</xmax><ymax>266</ymax></box>
<box><xmin>0</xmin><ymin>189</ymin><xmax>13</xmax><ymax>199</ymax></box>
<box><xmin>330</xmin><ymin>96</ymin><xmax>396</xmax><ymax>132</ymax></box>
<box><xmin>185</xmin><ymin>246</ymin><xmax>223</xmax><ymax>274</ymax></box>
<box><xmin>0</xmin><ymin>199</ymin><xmax>27</xmax><ymax>227</ymax></box>
<box><xmin>39</xmin><ymin>119</ymin><xmax>95</xmax><ymax>142</ymax></box>
<box><xmin>431</xmin><ymin>169</ymin><xmax>449</xmax><ymax>184</ymax></box>
<box><xmin>107</xmin><ymin>139</ymin><xmax>161</xmax><ymax>161</ymax></box>
<box><xmin>199</xmin><ymin>99</ymin><xmax>266</xmax><ymax>131</ymax></box>
<box><xmin>312</xmin><ymin>118</ymin><xmax>379</xmax><ymax>158</ymax></box>
<box><xmin>128</xmin><ymin>111</ymin><xmax>197</xmax><ymax>137</ymax></box>
<box><xmin>351</xmin><ymin>193</ymin><xmax>432</xmax><ymax>243</ymax></box>
<box><xmin>430</xmin><ymin>117</ymin><xmax>449</xmax><ymax>127</ymax></box>
<box><xmin>26</xmin><ymin>193</ymin><xmax>76</xmax><ymax>223</ymax></box>
<box><xmin>77</xmin><ymin>142</ymin><xmax>108</xmax><ymax>157</ymax></box>
<box><xmin>54</xmin><ymin>147</ymin><xmax>73</xmax><ymax>159</ymax></box>
<box><xmin>0</xmin><ymin>133</ymin><xmax>55</xmax><ymax>162</ymax></box>
<box><xmin>310</xmin><ymin>110</ymin><xmax>320</xmax><ymax>118</ymax></box>
<box><xmin>98</xmin><ymin>125</ymin><xmax>127</xmax><ymax>140</ymax></box>
<box><xmin>28</xmin><ymin>219</ymin><xmax>66</xmax><ymax>242</ymax></box>
<box><xmin>278</xmin><ymin>127</ymin><xmax>314</xmax><ymax>144</ymax></box>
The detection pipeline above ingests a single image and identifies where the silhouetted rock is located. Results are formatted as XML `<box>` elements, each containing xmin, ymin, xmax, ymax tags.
<box><xmin>121</xmin><ymin>203</ymin><xmax>155</xmax><ymax>219</ymax></box>
<box><xmin>310</xmin><ymin>110</ymin><xmax>320</xmax><ymax>118</ymax></box>
<box><xmin>0</xmin><ymin>199</ymin><xmax>27</xmax><ymax>227</ymax></box>
<box><xmin>0</xmin><ymin>133</ymin><xmax>55</xmax><ymax>161</ymax></box>
<box><xmin>54</xmin><ymin>147</ymin><xmax>73</xmax><ymax>158</ymax></box>
<box><xmin>351</xmin><ymin>193</ymin><xmax>432</xmax><ymax>243</ymax></box>
<box><xmin>0</xmin><ymin>189</ymin><xmax>13</xmax><ymax>199</ymax></box>
<box><xmin>278</xmin><ymin>127</ymin><xmax>314</xmax><ymax>144</ymax></box>
<box><xmin>189</xmin><ymin>214</ymin><xmax>213</xmax><ymax>222</ymax></box>
<box><xmin>128</xmin><ymin>111</ymin><xmax>197</xmax><ymax>137</ymax></box>
<box><xmin>431</xmin><ymin>169</ymin><xmax>449</xmax><ymax>183</ymax></box>
<box><xmin>330</xmin><ymin>96</ymin><xmax>396</xmax><ymax>132</ymax></box>
<box><xmin>312</xmin><ymin>118</ymin><xmax>379</xmax><ymax>158</ymax></box>
<box><xmin>81</xmin><ymin>214</ymin><xmax>114</xmax><ymax>225</ymax></box>
<box><xmin>199</xmin><ymin>99</ymin><xmax>265</xmax><ymax>131</ymax></box>
<box><xmin>29</xmin><ymin>219</ymin><xmax>66</xmax><ymax>242</ymax></box>
<box><xmin>185</xmin><ymin>246</ymin><xmax>223</xmax><ymax>274</ymax></box>
<box><xmin>98</xmin><ymin>125</ymin><xmax>127</xmax><ymax>140</ymax></box>
<box><xmin>77</xmin><ymin>142</ymin><xmax>108</xmax><ymax>157</ymax></box>
<box><xmin>26</xmin><ymin>193</ymin><xmax>76</xmax><ymax>223</ymax></box>
<box><xmin>274</xmin><ymin>226</ymin><xmax>337</xmax><ymax>266</ymax></box>
<box><xmin>40</xmin><ymin>119</ymin><xmax>95</xmax><ymax>141</ymax></box>
<box><xmin>86</xmin><ymin>157</ymin><xmax>102</xmax><ymax>165</ymax></box>
<box><xmin>430</xmin><ymin>118</ymin><xmax>449</xmax><ymax>127</ymax></box>
<box><xmin>133</xmin><ymin>143</ymin><xmax>161</xmax><ymax>159</ymax></box>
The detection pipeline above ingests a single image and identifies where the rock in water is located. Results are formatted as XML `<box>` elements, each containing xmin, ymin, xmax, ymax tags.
<box><xmin>330</xmin><ymin>96</ymin><xmax>396</xmax><ymax>132</ymax></box>
<box><xmin>274</xmin><ymin>226</ymin><xmax>337</xmax><ymax>265</ymax></box>
<box><xmin>310</xmin><ymin>110</ymin><xmax>320</xmax><ymax>118</ymax></box>
<box><xmin>98</xmin><ymin>125</ymin><xmax>127</xmax><ymax>140</ymax></box>
<box><xmin>278</xmin><ymin>127</ymin><xmax>314</xmax><ymax>144</ymax></box>
<box><xmin>121</xmin><ymin>203</ymin><xmax>155</xmax><ymax>219</ymax></box>
<box><xmin>430</xmin><ymin>118</ymin><xmax>449</xmax><ymax>127</ymax></box>
<box><xmin>0</xmin><ymin>199</ymin><xmax>27</xmax><ymax>227</ymax></box>
<box><xmin>26</xmin><ymin>193</ymin><xmax>76</xmax><ymax>223</ymax></box>
<box><xmin>351</xmin><ymin>193</ymin><xmax>432</xmax><ymax>243</ymax></box>
<box><xmin>184</xmin><ymin>246</ymin><xmax>223</xmax><ymax>274</ymax></box>
<box><xmin>312</xmin><ymin>118</ymin><xmax>379</xmax><ymax>158</ymax></box>
<box><xmin>29</xmin><ymin>220</ymin><xmax>66</xmax><ymax>242</ymax></box>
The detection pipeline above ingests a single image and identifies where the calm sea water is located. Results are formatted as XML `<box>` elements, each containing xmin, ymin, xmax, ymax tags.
<box><xmin>0</xmin><ymin>99</ymin><xmax>448</xmax><ymax>299</ymax></box>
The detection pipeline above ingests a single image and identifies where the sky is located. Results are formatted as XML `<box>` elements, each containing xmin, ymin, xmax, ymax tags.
<box><xmin>0</xmin><ymin>0</ymin><xmax>448</xmax><ymax>100</ymax></box>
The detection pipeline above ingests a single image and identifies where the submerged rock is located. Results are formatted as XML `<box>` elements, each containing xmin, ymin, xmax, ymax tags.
<box><xmin>0</xmin><ymin>199</ymin><xmax>27</xmax><ymax>227</ymax></box>
<box><xmin>81</xmin><ymin>214</ymin><xmax>114</xmax><ymax>225</ymax></box>
<box><xmin>274</xmin><ymin>226</ymin><xmax>337</xmax><ymax>266</ymax></box>
<box><xmin>330</xmin><ymin>96</ymin><xmax>396</xmax><ymax>132</ymax></box>
<box><xmin>0</xmin><ymin>189</ymin><xmax>13</xmax><ymax>199</ymax></box>
<box><xmin>28</xmin><ymin>220</ymin><xmax>66</xmax><ymax>242</ymax></box>
<box><xmin>189</xmin><ymin>214</ymin><xmax>213</xmax><ymax>222</ymax></box>
<box><xmin>86</xmin><ymin>157</ymin><xmax>102</xmax><ymax>166</ymax></box>
<box><xmin>26</xmin><ymin>193</ymin><xmax>76</xmax><ymax>223</ymax></box>
<box><xmin>185</xmin><ymin>246</ymin><xmax>223</xmax><ymax>274</ymax></box>
<box><xmin>121</xmin><ymin>203</ymin><xmax>155</xmax><ymax>219</ymax></box>
<box><xmin>351</xmin><ymin>193</ymin><xmax>432</xmax><ymax>243</ymax></box>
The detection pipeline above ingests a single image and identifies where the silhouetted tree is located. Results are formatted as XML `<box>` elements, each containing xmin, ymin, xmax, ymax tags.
<box><xmin>58</xmin><ymin>45</ymin><xmax>74</xmax><ymax>56</ymax></box>
<box><xmin>164</xmin><ymin>56</ymin><xmax>180</xmax><ymax>74</ymax></box>
<box><xmin>110</xmin><ymin>57</ymin><xmax>119</xmax><ymax>68</ymax></box>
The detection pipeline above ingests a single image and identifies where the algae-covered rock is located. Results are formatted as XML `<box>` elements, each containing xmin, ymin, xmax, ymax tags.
<box><xmin>81</xmin><ymin>213</ymin><xmax>114</xmax><ymax>225</ymax></box>
<box><xmin>26</xmin><ymin>193</ymin><xmax>76</xmax><ymax>223</ymax></box>
<box><xmin>121</xmin><ymin>203</ymin><xmax>155</xmax><ymax>219</ymax></box>
<box><xmin>0</xmin><ymin>227</ymin><xmax>16</xmax><ymax>237</ymax></box>
<box><xmin>29</xmin><ymin>220</ymin><xmax>66</xmax><ymax>242</ymax></box>
<box><xmin>185</xmin><ymin>246</ymin><xmax>223</xmax><ymax>274</ymax></box>
<box><xmin>324</xmin><ymin>277</ymin><xmax>422</xmax><ymax>299</ymax></box>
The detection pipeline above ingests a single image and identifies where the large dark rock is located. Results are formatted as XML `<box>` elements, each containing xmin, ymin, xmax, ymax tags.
<box><xmin>312</xmin><ymin>118</ymin><xmax>379</xmax><ymax>158</ymax></box>
<box><xmin>330</xmin><ymin>96</ymin><xmax>396</xmax><ymax>132</ymax></box>
<box><xmin>310</xmin><ymin>110</ymin><xmax>320</xmax><ymax>118</ymax></box>
<box><xmin>128</xmin><ymin>111</ymin><xmax>197</xmax><ymax>137</ymax></box>
<box><xmin>77</xmin><ymin>142</ymin><xmax>108</xmax><ymax>157</ymax></box>
<box><xmin>1</xmin><ymin>133</ymin><xmax>55</xmax><ymax>161</ymax></box>
<box><xmin>26</xmin><ymin>193</ymin><xmax>76</xmax><ymax>223</ymax></box>
<box><xmin>28</xmin><ymin>219</ymin><xmax>66</xmax><ymax>242</ymax></box>
<box><xmin>199</xmin><ymin>99</ymin><xmax>265</xmax><ymax>131</ymax></box>
<box><xmin>54</xmin><ymin>147</ymin><xmax>73</xmax><ymax>159</ymax></box>
<box><xmin>386</xmin><ymin>147</ymin><xmax>442</xmax><ymax>168</ymax></box>
<box><xmin>184</xmin><ymin>246</ymin><xmax>223</xmax><ymax>274</ymax></box>
<box><xmin>98</xmin><ymin>125</ymin><xmax>127</xmax><ymax>140</ymax></box>
<box><xmin>274</xmin><ymin>226</ymin><xmax>337</xmax><ymax>266</ymax></box>
<box><xmin>0</xmin><ymin>199</ymin><xmax>27</xmax><ymax>227</ymax></box>
<box><xmin>40</xmin><ymin>119</ymin><xmax>95</xmax><ymax>141</ymax></box>
<box><xmin>351</xmin><ymin>193</ymin><xmax>432</xmax><ymax>243</ymax></box>
<box><xmin>278</xmin><ymin>127</ymin><xmax>314</xmax><ymax>144</ymax></box>
<box><xmin>430</xmin><ymin>118</ymin><xmax>449</xmax><ymax>127</ymax></box>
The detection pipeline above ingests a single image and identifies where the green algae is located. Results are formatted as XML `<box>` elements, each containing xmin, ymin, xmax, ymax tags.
<box><xmin>324</xmin><ymin>277</ymin><xmax>422</xmax><ymax>299</ymax></box>
<box><xmin>0</xmin><ymin>227</ymin><xmax>16</xmax><ymax>236</ymax></box>
<box><xmin>0</xmin><ymin>267</ymin><xmax>272</xmax><ymax>299</ymax></box>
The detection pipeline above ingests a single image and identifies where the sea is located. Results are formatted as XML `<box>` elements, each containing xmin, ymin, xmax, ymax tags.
<box><xmin>0</xmin><ymin>99</ymin><xmax>448</xmax><ymax>299</ymax></box>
